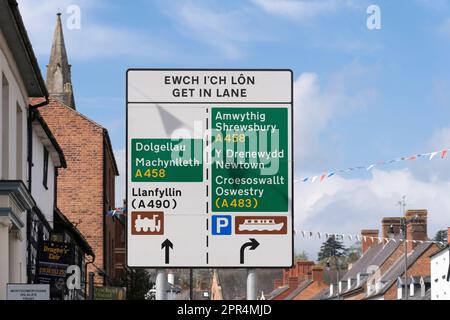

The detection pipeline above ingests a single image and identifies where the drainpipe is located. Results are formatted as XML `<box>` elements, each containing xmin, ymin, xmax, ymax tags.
<box><xmin>27</xmin><ymin>96</ymin><xmax>49</xmax><ymax>191</ymax></box>
<box><xmin>84</xmin><ymin>254</ymin><xmax>95</xmax><ymax>300</ymax></box>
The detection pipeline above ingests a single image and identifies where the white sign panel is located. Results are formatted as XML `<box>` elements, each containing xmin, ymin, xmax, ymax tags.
<box><xmin>126</xmin><ymin>69</ymin><xmax>293</xmax><ymax>267</ymax></box>
<box><xmin>7</xmin><ymin>284</ymin><xmax>50</xmax><ymax>300</ymax></box>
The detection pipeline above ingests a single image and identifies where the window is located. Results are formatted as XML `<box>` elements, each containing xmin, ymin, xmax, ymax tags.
<box><xmin>16</xmin><ymin>104</ymin><xmax>23</xmax><ymax>180</ymax></box>
<box><xmin>2</xmin><ymin>73</ymin><xmax>9</xmax><ymax>179</ymax></box>
<box><xmin>43</xmin><ymin>147</ymin><xmax>49</xmax><ymax>188</ymax></box>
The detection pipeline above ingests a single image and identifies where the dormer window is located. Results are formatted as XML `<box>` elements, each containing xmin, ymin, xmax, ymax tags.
<box><xmin>410</xmin><ymin>281</ymin><xmax>414</xmax><ymax>297</ymax></box>
<box><xmin>420</xmin><ymin>277</ymin><xmax>425</xmax><ymax>297</ymax></box>
<box><xmin>375</xmin><ymin>281</ymin><xmax>382</xmax><ymax>293</ymax></box>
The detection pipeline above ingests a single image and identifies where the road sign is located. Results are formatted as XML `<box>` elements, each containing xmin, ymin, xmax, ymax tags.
<box><xmin>7</xmin><ymin>284</ymin><xmax>50</xmax><ymax>300</ymax></box>
<box><xmin>127</xmin><ymin>69</ymin><xmax>293</xmax><ymax>267</ymax></box>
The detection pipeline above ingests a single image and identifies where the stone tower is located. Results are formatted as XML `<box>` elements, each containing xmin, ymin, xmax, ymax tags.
<box><xmin>46</xmin><ymin>13</ymin><xmax>75</xmax><ymax>109</ymax></box>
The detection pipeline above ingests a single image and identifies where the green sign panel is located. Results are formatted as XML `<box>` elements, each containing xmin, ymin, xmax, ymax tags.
<box><xmin>211</xmin><ymin>107</ymin><xmax>288</xmax><ymax>212</ymax></box>
<box><xmin>131</xmin><ymin>138</ymin><xmax>203</xmax><ymax>182</ymax></box>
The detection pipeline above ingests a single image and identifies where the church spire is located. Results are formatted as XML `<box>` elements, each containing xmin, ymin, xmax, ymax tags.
<box><xmin>46</xmin><ymin>13</ymin><xmax>75</xmax><ymax>109</ymax></box>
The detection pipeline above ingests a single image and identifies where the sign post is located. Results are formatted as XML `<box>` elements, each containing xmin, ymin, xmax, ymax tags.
<box><xmin>247</xmin><ymin>269</ymin><xmax>257</xmax><ymax>300</ymax></box>
<box><xmin>126</xmin><ymin>69</ymin><xmax>293</xmax><ymax>298</ymax></box>
<box><xmin>155</xmin><ymin>269</ymin><xmax>168</xmax><ymax>300</ymax></box>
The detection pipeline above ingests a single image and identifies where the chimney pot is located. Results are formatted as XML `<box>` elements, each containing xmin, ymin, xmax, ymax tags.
<box><xmin>361</xmin><ymin>229</ymin><xmax>379</xmax><ymax>254</ymax></box>
<box><xmin>312</xmin><ymin>266</ymin><xmax>324</xmax><ymax>283</ymax></box>
<box><xmin>381</xmin><ymin>217</ymin><xmax>402</xmax><ymax>238</ymax></box>
<box><xmin>288</xmin><ymin>276</ymin><xmax>299</xmax><ymax>289</ymax></box>
<box><xmin>405</xmin><ymin>209</ymin><xmax>428</xmax><ymax>251</ymax></box>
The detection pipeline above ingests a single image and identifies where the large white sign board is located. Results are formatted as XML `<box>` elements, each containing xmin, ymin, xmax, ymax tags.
<box><xmin>127</xmin><ymin>69</ymin><xmax>293</xmax><ymax>267</ymax></box>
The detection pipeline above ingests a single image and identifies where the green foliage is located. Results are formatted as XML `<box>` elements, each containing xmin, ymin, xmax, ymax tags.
<box><xmin>345</xmin><ymin>242</ymin><xmax>362</xmax><ymax>265</ymax></box>
<box><xmin>316</xmin><ymin>237</ymin><xmax>362</xmax><ymax>272</ymax></box>
<box><xmin>434</xmin><ymin>230</ymin><xmax>448</xmax><ymax>247</ymax></box>
<box><xmin>317</xmin><ymin>236</ymin><xmax>346</xmax><ymax>262</ymax></box>
<box><xmin>295</xmin><ymin>251</ymin><xmax>309</xmax><ymax>262</ymax></box>
<box><xmin>127</xmin><ymin>269</ymin><xmax>153</xmax><ymax>300</ymax></box>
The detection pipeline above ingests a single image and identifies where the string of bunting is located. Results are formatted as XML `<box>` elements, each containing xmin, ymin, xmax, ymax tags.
<box><xmin>297</xmin><ymin>148</ymin><xmax>450</xmax><ymax>183</ymax></box>
<box><xmin>106</xmin><ymin>207</ymin><xmax>127</xmax><ymax>217</ymax></box>
<box><xmin>294</xmin><ymin>229</ymin><xmax>446</xmax><ymax>246</ymax></box>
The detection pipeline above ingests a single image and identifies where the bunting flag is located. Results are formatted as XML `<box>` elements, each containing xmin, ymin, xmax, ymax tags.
<box><xmin>295</xmin><ymin>229</ymin><xmax>446</xmax><ymax>246</ymax></box>
<box><xmin>106</xmin><ymin>208</ymin><xmax>126</xmax><ymax>217</ymax></box>
<box><xmin>299</xmin><ymin>148</ymin><xmax>450</xmax><ymax>183</ymax></box>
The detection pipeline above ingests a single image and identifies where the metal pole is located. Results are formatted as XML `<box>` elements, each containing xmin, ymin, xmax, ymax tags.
<box><xmin>336</xmin><ymin>257</ymin><xmax>340</xmax><ymax>300</ymax></box>
<box><xmin>246</xmin><ymin>268</ymin><xmax>257</xmax><ymax>300</ymax></box>
<box><xmin>189</xmin><ymin>269</ymin><xmax>193</xmax><ymax>300</ymax></box>
<box><xmin>156</xmin><ymin>269</ymin><xmax>167</xmax><ymax>300</ymax></box>
<box><xmin>88</xmin><ymin>272</ymin><xmax>94</xmax><ymax>300</ymax></box>
<box><xmin>402</xmin><ymin>218</ymin><xmax>408</xmax><ymax>300</ymax></box>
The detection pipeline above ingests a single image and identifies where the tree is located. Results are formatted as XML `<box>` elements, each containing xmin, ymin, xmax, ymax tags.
<box><xmin>295</xmin><ymin>251</ymin><xmax>309</xmax><ymax>262</ymax></box>
<box><xmin>127</xmin><ymin>269</ymin><xmax>153</xmax><ymax>300</ymax></box>
<box><xmin>317</xmin><ymin>236</ymin><xmax>346</xmax><ymax>262</ymax></box>
<box><xmin>345</xmin><ymin>242</ymin><xmax>362</xmax><ymax>265</ymax></box>
<box><xmin>434</xmin><ymin>230</ymin><xmax>448</xmax><ymax>247</ymax></box>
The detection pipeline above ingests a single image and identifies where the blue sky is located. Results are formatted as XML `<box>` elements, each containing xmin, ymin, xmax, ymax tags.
<box><xmin>19</xmin><ymin>0</ymin><xmax>450</xmax><ymax>259</ymax></box>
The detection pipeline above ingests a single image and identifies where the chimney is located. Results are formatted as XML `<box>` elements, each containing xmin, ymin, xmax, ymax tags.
<box><xmin>361</xmin><ymin>229</ymin><xmax>379</xmax><ymax>254</ymax></box>
<box><xmin>296</xmin><ymin>261</ymin><xmax>314</xmax><ymax>281</ymax></box>
<box><xmin>312</xmin><ymin>266</ymin><xmax>324</xmax><ymax>284</ymax></box>
<box><xmin>382</xmin><ymin>217</ymin><xmax>402</xmax><ymax>238</ymax></box>
<box><xmin>273</xmin><ymin>279</ymin><xmax>283</xmax><ymax>289</ymax></box>
<box><xmin>405</xmin><ymin>209</ymin><xmax>427</xmax><ymax>251</ymax></box>
<box><xmin>288</xmin><ymin>276</ymin><xmax>299</xmax><ymax>289</ymax></box>
<box><xmin>283</xmin><ymin>268</ymin><xmax>290</xmax><ymax>285</ymax></box>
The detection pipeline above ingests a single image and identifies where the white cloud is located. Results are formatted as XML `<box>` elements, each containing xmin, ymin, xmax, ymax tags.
<box><xmin>251</xmin><ymin>0</ymin><xmax>359</xmax><ymax>21</ymax></box>
<box><xmin>19</xmin><ymin>0</ymin><xmax>169</xmax><ymax>60</ymax></box>
<box><xmin>293</xmin><ymin>65</ymin><xmax>376</xmax><ymax>170</ymax></box>
<box><xmin>170</xmin><ymin>2</ymin><xmax>264</xmax><ymax>59</ymax></box>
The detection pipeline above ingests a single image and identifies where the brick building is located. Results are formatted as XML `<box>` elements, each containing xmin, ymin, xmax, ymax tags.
<box><xmin>37</xmin><ymin>13</ymin><xmax>119</xmax><ymax>287</ymax></box>
<box><xmin>314</xmin><ymin>209</ymin><xmax>440</xmax><ymax>300</ymax></box>
<box><xmin>268</xmin><ymin>261</ymin><xmax>332</xmax><ymax>300</ymax></box>
<box><xmin>105</xmin><ymin>208</ymin><xmax>126</xmax><ymax>286</ymax></box>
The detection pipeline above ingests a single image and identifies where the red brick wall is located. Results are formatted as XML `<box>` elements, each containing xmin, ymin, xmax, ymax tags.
<box><xmin>406</xmin><ymin>210</ymin><xmax>428</xmax><ymax>252</ymax></box>
<box><xmin>361</xmin><ymin>229</ymin><xmax>379</xmax><ymax>254</ymax></box>
<box><xmin>105</xmin><ymin>215</ymin><xmax>126</xmax><ymax>285</ymax></box>
<box><xmin>282</xmin><ymin>261</ymin><xmax>314</xmax><ymax>285</ymax></box>
<box><xmin>383</xmin><ymin>244</ymin><xmax>439</xmax><ymax>300</ymax></box>
<box><xmin>274</xmin><ymin>277</ymin><xmax>299</xmax><ymax>300</ymax></box>
<box><xmin>39</xmin><ymin>98</ymin><xmax>107</xmax><ymax>284</ymax></box>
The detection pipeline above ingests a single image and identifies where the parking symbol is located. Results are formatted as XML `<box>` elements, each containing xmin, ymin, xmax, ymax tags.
<box><xmin>212</xmin><ymin>215</ymin><xmax>232</xmax><ymax>235</ymax></box>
